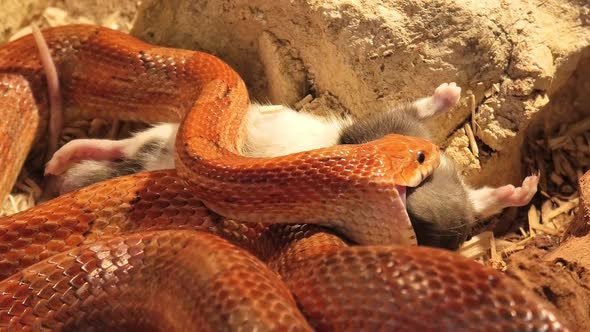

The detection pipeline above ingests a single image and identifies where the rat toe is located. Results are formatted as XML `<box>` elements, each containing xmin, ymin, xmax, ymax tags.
<box><xmin>433</xmin><ymin>82</ymin><xmax>461</xmax><ymax>109</ymax></box>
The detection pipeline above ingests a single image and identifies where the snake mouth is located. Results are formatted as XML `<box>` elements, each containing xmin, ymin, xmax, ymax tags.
<box><xmin>396</xmin><ymin>185</ymin><xmax>407</xmax><ymax>207</ymax></box>
<box><xmin>401</xmin><ymin>162</ymin><xmax>437</xmax><ymax>187</ymax></box>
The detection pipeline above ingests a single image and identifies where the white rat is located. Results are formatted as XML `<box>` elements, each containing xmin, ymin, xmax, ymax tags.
<box><xmin>45</xmin><ymin>83</ymin><xmax>538</xmax><ymax>249</ymax></box>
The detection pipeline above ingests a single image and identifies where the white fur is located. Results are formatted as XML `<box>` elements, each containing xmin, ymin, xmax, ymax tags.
<box><xmin>113</xmin><ymin>103</ymin><xmax>349</xmax><ymax>163</ymax></box>
<box><xmin>242</xmin><ymin>103</ymin><xmax>351</xmax><ymax>157</ymax></box>
<box><xmin>133</xmin><ymin>123</ymin><xmax>177</xmax><ymax>170</ymax></box>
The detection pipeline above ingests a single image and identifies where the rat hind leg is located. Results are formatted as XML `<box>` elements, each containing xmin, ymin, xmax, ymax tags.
<box><xmin>44</xmin><ymin>139</ymin><xmax>130</xmax><ymax>175</ymax></box>
<box><xmin>468</xmin><ymin>175</ymin><xmax>539</xmax><ymax>220</ymax></box>
<box><xmin>411</xmin><ymin>82</ymin><xmax>462</xmax><ymax>119</ymax></box>
<box><xmin>45</xmin><ymin>123</ymin><xmax>178</xmax><ymax>176</ymax></box>
<box><xmin>57</xmin><ymin>160</ymin><xmax>117</xmax><ymax>195</ymax></box>
<box><xmin>42</xmin><ymin>138</ymin><xmax>132</xmax><ymax>199</ymax></box>
<box><xmin>44</xmin><ymin>123</ymin><xmax>178</xmax><ymax>197</ymax></box>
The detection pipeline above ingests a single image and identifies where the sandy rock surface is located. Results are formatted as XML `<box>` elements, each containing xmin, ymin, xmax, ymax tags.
<box><xmin>0</xmin><ymin>0</ymin><xmax>139</xmax><ymax>42</ymax></box>
<box><xmin>0</xmin><ymin>0</ymin><xmax>47</xmax><ymax>42</ymax></box>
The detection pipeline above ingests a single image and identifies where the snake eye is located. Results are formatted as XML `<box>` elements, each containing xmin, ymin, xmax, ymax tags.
<box><xmin>417</xmin><ymin>151</ymin><xmax>425</xmax><ymax>164</ymax></box>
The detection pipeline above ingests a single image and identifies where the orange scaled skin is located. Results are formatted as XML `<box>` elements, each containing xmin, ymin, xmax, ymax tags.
<box><xmin>0</xmin><ymin>25</ymin><xmax>570</xmax><ymax>330</ymax></box>
<box><xmin>0</xmin><ymin>171</ymin><xmax>570</xmax><ymax>331</ymax></box>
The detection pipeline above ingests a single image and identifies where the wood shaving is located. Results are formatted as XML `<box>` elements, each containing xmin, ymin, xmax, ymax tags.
<box><xmin>259</xmin><ymin>105</ymin><xmax>288</xmax><ymax>114</ymax></box>
<box><xmin>469</xmin><ymin>93</ymin><xmax>480</xmax><ymax>135</ymax></box>
<box><xmin>464</xmin><ymin>122</ymin><xmax>479</xmax><ymax>158</ymax></box>
<box><xmin>294</xmin><ymin>94</ymin><xmax>314</xmax><ymax>110</ymax></box>
<box><xmin>459</xmin><ymin>231</ymin><xmax>493</xmax><ymax>260</ymax></box>
<box><xmin>528</xmin><ymin>205</ymin><xmax>540</xmax><ymax>237</ymax></box>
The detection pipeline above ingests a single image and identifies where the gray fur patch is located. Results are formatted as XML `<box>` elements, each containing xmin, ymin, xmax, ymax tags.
<box><xmin>339</xmin><ymin>106</ymin><xmax>430</xmax><ymax>144</ymax></box>
<box><xmin>406</xmin><ymin>161</ymin><xmax>474</xmax><ymax>250</ymax></box>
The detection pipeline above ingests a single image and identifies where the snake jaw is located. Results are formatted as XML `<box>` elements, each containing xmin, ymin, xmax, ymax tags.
<box><xmin>405</xmin><ymin>161</ymin><xmax>437</xmax><ymax>187</ymax></box>
<box><xmin>395</xmin><ymin>159</ymin><xmax>438</xmax><ymax>188</ymax></box>
<box><xmin>381</xmin><ymin>135</ymin><xmax>440</xmax><ymax>188</ymax></box>
<box><xmin>405</xmin><ymin>171</ymin><xmax>426</xmax><ymax>187</ymax></box>
<box><xmin>396</xmin><ymin>185</ymin><xmax>407</xmax><ymax>207</ymax></box>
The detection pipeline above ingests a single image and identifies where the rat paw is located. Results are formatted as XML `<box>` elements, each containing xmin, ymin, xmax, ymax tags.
<box><xmin>413</xmin><ymin>82</ymin><xmax>462</xmax><ymax>119</ymax></box>
<box><xmin>45</xmin><ymin>143</ymin><xmax>76</xmax><ymax>175</ymax></box>
<box><xmin>493</xmin><ymin>175</ymin><xmax>539</xmax><ymax>207</ymax></box>
<box><xmin>433</xmin><ymin>82</ymin><xmax>461</xmax><ymax>110</ymax></box>
<box><xmin>469</xmin><ymin>174</ymin><xmax>539</xmax><ymax>219</ymax></box>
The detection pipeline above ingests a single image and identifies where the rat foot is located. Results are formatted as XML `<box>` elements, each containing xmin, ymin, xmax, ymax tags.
<box><xmin>45</xmin><ymin>139</ymin><xmax>129</xmax><ymax>175</ymax></box>
<box><xmin>433</xmin><ymin>82</ymin><xmax>461</xmax><ymax>110</ymax></box>
<box><xmin>468</xmin><ymin>174</ymin><xmax>539</xmax><ymax>219</ymax></box>
<box><xmin>413</xmin><ymin>82</ymin><xmax>461</xmax><ymax>119</ymax></box>
<box><xmin>45</xmin><ymin>123</ymin><xmax>178</xmax><ymax>176</ymax></box>
<box><xmin>492</xmin><ymin>175</ymin><xmax>539</xmax><ymax>207</ymax></box>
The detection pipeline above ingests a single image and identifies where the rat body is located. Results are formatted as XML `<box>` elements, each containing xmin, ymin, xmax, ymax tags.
<box><xmin>46</xmin><ymin>83</ymin><xmax>538</xmax><ymax>250</ymax></box>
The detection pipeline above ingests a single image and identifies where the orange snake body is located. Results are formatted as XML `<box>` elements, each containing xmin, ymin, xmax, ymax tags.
<box><xmin>0</xmin><ymin>25</ymin><xmax>570</xmax><ymax>330</ymax></box>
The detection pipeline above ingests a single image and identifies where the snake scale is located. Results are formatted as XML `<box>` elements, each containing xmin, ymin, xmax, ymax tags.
<box><xmin>0</xmin><ymin>25</ymin><xmax>570</xmax><ymax>331</ymax></box>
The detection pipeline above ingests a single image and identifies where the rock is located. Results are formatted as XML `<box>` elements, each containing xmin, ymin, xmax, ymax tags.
<box><xmin>0</xmin><ymin>0</ymin><xmax>47</xmax><ymax>43</ymax></box>
<box><xmin>0</xmin><ymin>1</ymin><xmax>139</xmax><ymax>44</ymax></box>
<box><xmin>258</xmin><ymin>31</ymin><xmax>309</xmax><ymax>105</ymax></box>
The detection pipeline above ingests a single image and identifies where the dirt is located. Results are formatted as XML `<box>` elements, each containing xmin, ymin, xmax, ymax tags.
<box><xmin>507</xmin><ymin>239</ymin><xmax>590</xmax><ymax>331</ymax></box>
<box><xmin>505</xmin><ymin>172</ymin><xmax>590</xmax><ymax>331</ymax></box>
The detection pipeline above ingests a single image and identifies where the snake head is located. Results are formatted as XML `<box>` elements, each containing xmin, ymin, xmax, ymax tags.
<box><xmin>370</xmin><ymin>133</ymin><xmax>440</xmax><ymax>233</ymax></box>
<box><xmin>375</xmin><ymin>133</ymin><xmax>440</xmax><ymax>187</ymax></box>
<box><xmin>323</xmin><ymin>133</ymin><xmax>441</xmax><ymax>245</ymax></box>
